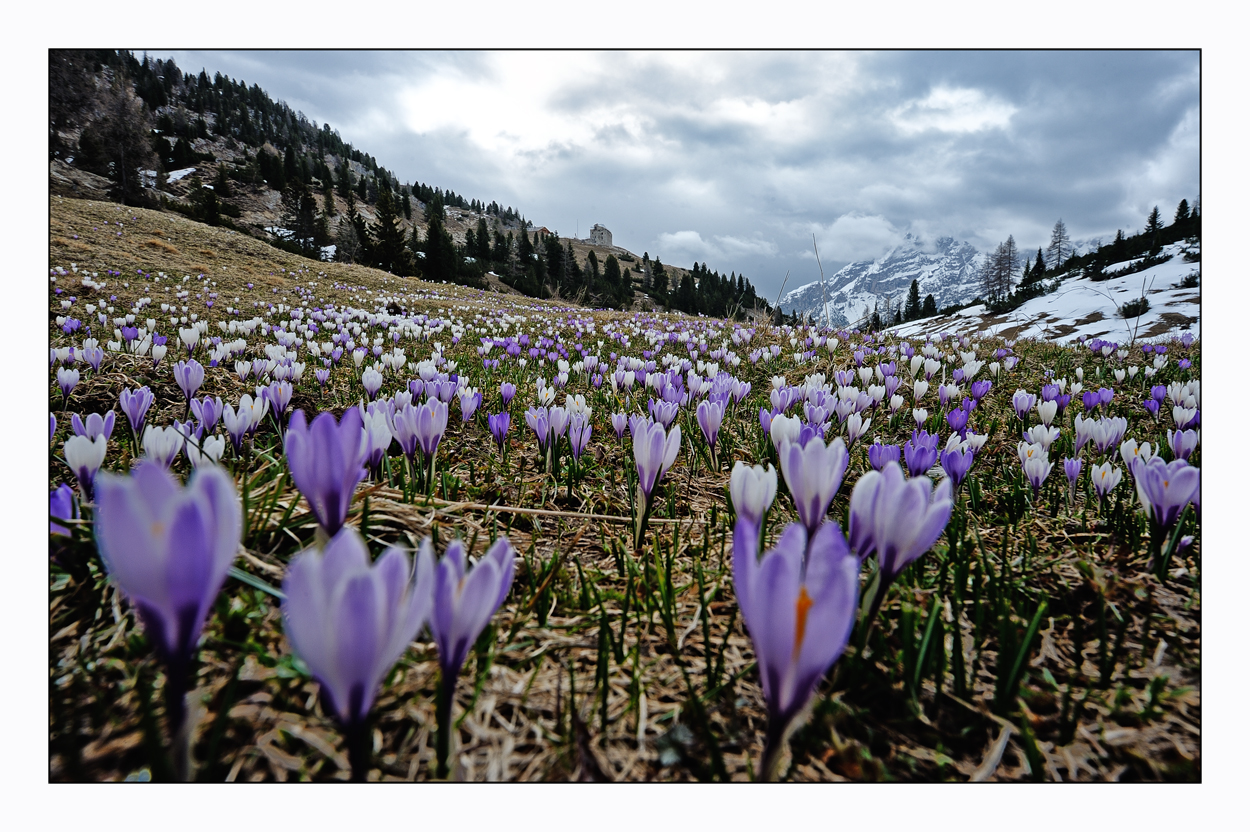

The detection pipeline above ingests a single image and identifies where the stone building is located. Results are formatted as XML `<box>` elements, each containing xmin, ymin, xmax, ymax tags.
<box><xmin>589</xmin><ymin>224</ymin><xmax>612</xmax><ymax>247</ymax></box>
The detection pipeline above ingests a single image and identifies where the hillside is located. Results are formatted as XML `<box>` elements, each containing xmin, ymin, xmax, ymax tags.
<box><xmin>887</xmin><ymin>241</ymin><xmax>1199</xmax><ymax>343</ymax></box>
<box><xmin>48</xmin><ymin>50</ymin><xmax>769</xmax><ymax>319</ymax></box>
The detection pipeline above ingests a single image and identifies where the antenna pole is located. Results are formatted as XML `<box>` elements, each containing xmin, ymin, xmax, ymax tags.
<box><xmin>813</xmin><ymin>234</ymin><xmax>828</xmax><ymax>331</ymax></box>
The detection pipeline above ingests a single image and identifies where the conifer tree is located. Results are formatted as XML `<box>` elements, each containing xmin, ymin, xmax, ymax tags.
<box><xmin>370</xmin><ymin>187</ymin><xmax>411</xmax><ymax>275</ymax></box>
<box><xmin>1145</xmin><ymin>205</ymin><xmax>1163</xmax><ymax>252</ymax></box>
<box><xmin>1047</xmin><ymin>218</ymin><xmax>1072</xmax><ymax>271</ymax></box>
<box><xmin>904</xmin><ymin>279</ymin><xmax>921</xmax><ymax>321</ymax></box>
<box><xmin>921</xmin><ymin>294</ymin><xmax>937</xmax><ymax>317</ymax></box>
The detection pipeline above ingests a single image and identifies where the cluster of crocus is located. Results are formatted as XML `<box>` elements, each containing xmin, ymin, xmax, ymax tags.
<box><xmin>902</xmin><ymin>429</ymin><xmax>940</xmax><ymax>477</ymax></box>
<box><xmin>94</xmin><ymin>462</ymin><xmax>242</xmax><ymax>780</ymax></box>
<box><xmin>848</xmin><ymin>462</ymin><xmax>953</xmax><ymax>600</ymax></box>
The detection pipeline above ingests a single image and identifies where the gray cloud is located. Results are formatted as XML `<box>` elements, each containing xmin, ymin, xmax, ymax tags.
<box><xmin>157</xmin><ymin>50</ymin><xmax>1199</xmax><ymax>299</ymax></box>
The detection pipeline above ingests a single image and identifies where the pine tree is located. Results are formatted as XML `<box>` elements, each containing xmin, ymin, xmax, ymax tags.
<box><xmin>904</xmin><ymin>278</ymin><xmax>921</xmax><ymax>321</ymax></box>
<box><xmin>998</xmin><ymin>235</ymin><xmax>1019</xmax><ymax>298</ymax></box>
<box><xmin>1174</xmin><ymin>199</ymin><xmax>1190</xmax><ymax>224</ymax></box>
<box><xmin>337</xmin><ymin>159</ymin><xmax>353</xmax><ymax>199</ymax></box>
<box><xmin>76</xmin><ymin>69</ymin><xmax>159</xmax><ymax>207</ymax></box>
<box><xmin>334</xmin><ymin>217</ymin><xmax>360</xmax><ymax>264</ymax></box>
<box><xmin>652</xmin><ymin>258</ymin><xmax>668</xmax><ymax>300</ymax></box>
<box><xmin>921</xmin><ymin>294</ymin><xmax>937</xmax><ymax>317</ymax></box>
<box><xmin>370</xmin><ymin>187</ymin><xmax>411</xmax><ymax>275</ymax></box>
<box><xmin>321</xmin><ymin>176</ymin><xmax>336</xmax><ymax>217</ymax></box>
<box><xmin>214</xmin><ymin>163</ymin><xmax>232</xmax><ymax>198</ymax></box>
<box><xmin>1047</xmin><ymin>219</ymin><xmax>1072</xmax><ymax>272</ymax></box>
<box><xmin>281</xmin><ymin>181</ymin><xmax>319</xmax><ymax>257</ymax></box>
<box><xmin>1145</xmin><ymin>205</ymin><xmax>1163</xmax><ymax>252</ymax></box>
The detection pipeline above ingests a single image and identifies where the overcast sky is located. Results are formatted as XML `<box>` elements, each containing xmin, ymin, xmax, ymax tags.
<box><xmin>161</xmin><ymin>50</ymin><xmax>1198</xmax><ymax>298</ymax></box>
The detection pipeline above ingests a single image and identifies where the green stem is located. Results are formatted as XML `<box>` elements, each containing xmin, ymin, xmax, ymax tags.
<box><xmin>345</xmin><ymin>720</ymin><xmax>370</xmax><ymax>783</ymax></box>
<box><xmin>435</xmin><ymin>669</ymin><xmax>455</xmax><ymax>779</ymax></box>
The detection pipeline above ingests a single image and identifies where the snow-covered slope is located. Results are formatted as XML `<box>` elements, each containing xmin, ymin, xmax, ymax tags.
<box><xmin>887</xmin><ymin>242</ymin><xmax>1199</xmax><ymax>344</ymax></box>
<box><xmin>780</xmin><ymin>234</ymin><xmax>982</xmax><ymax>327</ymax></box>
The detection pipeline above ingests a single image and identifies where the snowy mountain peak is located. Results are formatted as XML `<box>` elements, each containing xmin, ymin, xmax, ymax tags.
<box><xmin>781</xmin><ymin>234</ymin><xmax>982</xmax><ymax>327</ymax></box>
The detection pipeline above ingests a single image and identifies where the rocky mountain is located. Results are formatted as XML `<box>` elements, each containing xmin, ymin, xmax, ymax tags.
<box><xmin>780</xmin><ymin>234</ymin><xmax>982</xmax><ymax>327</ymax></box>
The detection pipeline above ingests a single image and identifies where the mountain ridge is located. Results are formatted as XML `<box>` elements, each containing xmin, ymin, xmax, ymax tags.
<box><xmin>780</xmin><ymin>233</ymin><xmax>983</xmax><ymax>327</ymax></box>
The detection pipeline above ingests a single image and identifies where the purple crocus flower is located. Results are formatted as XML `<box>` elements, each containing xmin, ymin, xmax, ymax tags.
<box><xmin>390</xmin><ymin>403</ymin><xmax>422</xmax><ymax>462</ymax></box>
<box><xmin>778</xmin><ymin>436</ymin><xmax>849</xmax><ymax>538</ymax></box>
<box><xmin>759</xmin><ymin>406</ymin><xmax>775</xmax><ymax>436</ymax></box>
<box><xmin>970</xmin><ymin>379</ymin><xmax>992</xmax><ymax>401</ymax></box>
<box><xmin>902</xmin><ymin>429</ymin><xmax>940</xmax><ymax>477</ymax></box>
<box><xmin>1132</xmin><ymin>457</ymin><xmax>1200</xmax><ymax>533</ymax></box>
<box><xmin>315</xmin><ymin>367</ymin><xmax>331</xmax><ymax>389</ymax></box>
<box><xmin>610</xmin><ymin>412</ymin><xmax>628</xmax><ymax>440</ymax></box>
<box><xmin>499</xmin><ymin>381</ymin><xmax>516</xmax><ymax>408</ymax></box>
<box><xmin>1063</xmin><ymin>456</ymin><xmax>1083</xmax><ymax>485</ymax></box>
<box><xmin>118</xmin><ymin>384</ymin><xmax>156</xmax><ymax>444</ymax></box>
<box><xmin>732</xmin><ymin>517</ymin><xmax>858</xmax><ymax>780</ymax></box>
<box><xmin>190</xmin><ymin>396</ymin><xmax>224</xmax><ymax>433</ymax></box>
<box><xmin>1167</xmin><ymin>429</ymin><xmax>1198</xmax><ymax>462</ymax></box>
<box><xmin>648</xmin><ymin>398</ymin><xmax>679</xmax><ymax>430</ymax></box>
<box><xmin>428</xmin><ymin>535</ymin><xmax>516</xmax><ymax>777</ymax></box>
<box><xmin>173</xmin><ymin>359</ymin><xmax>205</xmax><ymax>403</ymax></box>
<box><xmin>83</xmin><ymin>345</ymin><xmax>105</xmax><ymax>371</ymax></box>
<box><xmin>633</xmin><ymin>421</ymin><xmax>682</xmax><ymax>501</ymax></box>
<box><xmin>524</xmin><ymin>406</ymin><xmax>551</xmax><ymax>452</ymax></box>
<box><xmin>940</xmin><ymin>446</ymin><xmax>975</xmax><ymax>488</ymax></box>
<box><xmin>488</xmin><ymin>411</ymin><xmax>511</xmax><ymax>453</ymax></box>
<box><xmin>281</xmin><ymin>526</ymin><xmax>434</xmax><ymax>780</ymax></box>
<box><xmin>284</xmin><ymin>408</ymin><xmax>368</xmax><ymax>536</ymax></box>
<box><xmin>71</xmin><ymin>411</ymin><xmax>116</xmax><ymax>441</ymax></box>
<box><xmin>867</xmin><ymin>441</ymin><xmax>901</xmax><ymax>471</ymax></box>
<box><xmin>847</xmin><ymin>461</ymin><xmax>953</xmax><ymax>584</ymax></box>
<box><xmin>696</xmin><ymin>398</ymin><xmax>725</xmax><ymax>463</ymax></box>
<box><xmin>264</xmin><ymin>380</ymin><xmax>294</xmax><ymax>421</ymax></box>
<box><xmin>1011</xmin><ymin>389</ymin><xmax>1036</xmax><ymax>422</ymax></box>
<box><xmin>946</xmin><ymin>406</ymin><xmax>969</xmax><ymax>437</ymax></box>
<box><xmin>50</xmin><ymin>483</ymin><xmax>76</xmax><ymax>536</ymax></box>
<box><xmin>459</xmin><ymin>388</ymin><xmax>483</xmax><ymax>422</ymax></box>
<box><xmin>1081</xmin><ymin>390</ymin><xmax>1102</xmax><ymax>413</ymax></box>
<box><xmin>94</xmin><ymin>462</ymin><xmax>241</xmax><ymax>773</ymax></box>
<box><xmin>415</xmin><ymin>399</ymin><xmax>449</xmax><ymax>467</ymax></box>
<box><xmin>56</xmin><ymin>367</ymin><xmax>80</xmax><ymax>401</ymax></box>
<box><xmin>568</xmin><ymin>413</ymin><xmax>592</xmax><ymax>462</ymax></box>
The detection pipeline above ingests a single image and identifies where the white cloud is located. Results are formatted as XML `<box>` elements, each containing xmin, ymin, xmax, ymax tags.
<box><xmin>654</xmin><ymin>230</ymin><xmax>779</xmax><ymax>269</ymax></box>
<box><xmin>889</xmin><ymin>85</ymin><xmax>1017</xmax><ymax>135</ymax></box>
<box><xmin>808</xmin><ymin>213</ymin><xmax>909</xmax><ymax>263</ymax></box>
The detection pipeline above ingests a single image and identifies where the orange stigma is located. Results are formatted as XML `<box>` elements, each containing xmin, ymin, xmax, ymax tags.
<box><xmin>794</xmin><ymin>586</ymin><xmax>814</xmax><ymax>655</ymax></box>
